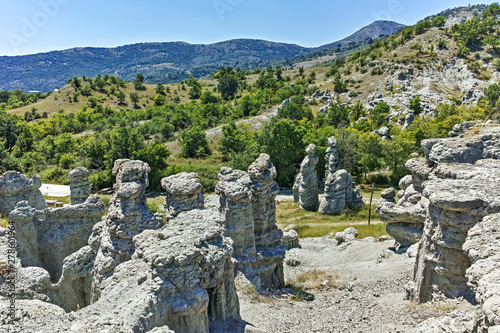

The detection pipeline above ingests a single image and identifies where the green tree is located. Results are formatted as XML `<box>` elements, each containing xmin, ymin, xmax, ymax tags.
<box><xmin>155</xmin><ymin>83</ymin><xmax>166</xmax><ymax>95</ymax></box>
<box><xmin>134</xmin><ymin>73</ymin><xmax>145</xmax><ymax>90</ymax></box>
<box><xmin>333</xmin><ymin>72</ymin><xmax>347</xmax><ymax>93</ymax></box>
<box><xmin>130</xmin><ymin>92</ymin><xmax>139</xmax><ymax>108</ymax></box>
<box><xmin>154</xmin><ymin>94</ymin><xmax>166</xmax><ymax>106</ymax></box>
<box><xmin>409</xmin><ymin>96</ymin><xmax>423</xmax><ymax>115</ymax></box>
<box><xmin>117</xmin><ymin>91</ymin><xmax>126</xmax><ymax>104</ymax></box>
<box><xmin>219</xmin><ymin>121</ymin><xmax>245</xmax><ymax>156</ymax></box>
<box><xmin>358</xmin><ymin>133</ymin><xmax>382</xmax><ymax>182</ymax></box>
<box><xmin>218</xmin><ymin>73</ymin><xmax>239</xmax><ymax>100</ymax></box>
<box><xmin>186</xmin><ymin>76</ymin><xmax>202</xmax><ymax>99</ymax></box>
<box><xmin>180</xmin><ymin>126</ymin><xmax>211</xmax><ymax>158</ymax></box>
<box><xmin>278</xmin><ymin>96</ymin><xmax>313</xmax><ymax>121</ymax></box>
<box><xmin>255</xmin><ymin>118</ymin><xmax>306</xmax><ymax>186</ymax></box>
<box><xmin>370</xmin><ymin>102</ymin><xmax>391</xmax><ymax>128</ymax></box>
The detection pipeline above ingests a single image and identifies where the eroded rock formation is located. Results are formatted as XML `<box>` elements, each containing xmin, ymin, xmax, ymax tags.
<box><xmin>376</xmin><ymin>169</ymin><xmax>428</xmax><ymax>249</ymax></box>
<box><xmin>0</xmin><ymin>159</ymin><xmax>241</xmax><ymax>332</ymax></box>
<box><xmin>215</xmin><ymin>155</ymin><xmax>286</xmax><ymax>291</ymax></box>
<box><xmin>69</xmin><ymin>167</ymin><xmax>91</xmax><ymax>205</ymax></box>
<box><xmin>382</xmin><ymin>124</ymin><xmax>500</xmax><ymax>319</ymax></box>
<box><xmin>297</xmin><ymin>144</ymin><xmax>319</xmax><ymax>211</ymax></box>
<box><xmin>215</xmin><ymin>167</ymin><xmax>260</xmax><ymax>286</ymax></box>
<box><xmin>161</xmin><ymin>172</ymin><xmax>204</xmax><ymax>219</ymax></box>
<box><xmin>248</xmin><ymin>154</ymin><xmax>286</xmax><ymax>289</ymax></box>
<box><xmin>92</xmin><ymin>159</ymin><xmax>164</xmax><ymax>293</ymax></box>
<box><xmin>0</xmin><ymin>171</ymin><xmax>47</xmax><ymax>216</ymax></box>
<box><xmin>319</xmin><ymin>137</ymin><xmax>363</xmax><ymax>215</ymax></box>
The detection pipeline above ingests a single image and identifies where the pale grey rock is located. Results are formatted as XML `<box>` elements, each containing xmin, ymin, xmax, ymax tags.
<box><xmin>282</xmin><ymin>230</ymin><xmax>299</xmax><ymax>250</ymax></box>
<box><xmin>216</xmin><ymin>167</ymin><xmax>260</xmax><ymax>286</ymax></box>
<box><xmin>319</xmin><ymin>169</ymin><xmax>363</xmax><ymax>215</ymax></box>
<box><xmin>292</xmin><ymin>173</ymin><xmax>300</xmax><ymax>203</ymax></box>
<box><xmin>93</xmin><ymin>159</ymin><xmax>163</xmax><ymax>296</ymax></box>
<box><xmin>376</xmin><ymin>180</ymin><xmax>427</xmax><ymax>248</ymax></box>
<box><xmin>248</xmin><ymin>154</ymin><xmax>286</xmax><ymax>290</ymax></box>
<box><xmin>0</xmin><ymin>194</ymin><xmax>104</xmax><ymax>312</ymax></box>
<box><xmin>319</xmin><ymin>136</ymin><xmax>363</xmax><ymax>215</ymax></box>
<box><xmin>335</xmin><ymin>227</ymin><xmax>358</xmax><ymax>244</ymax></box>
<box><xmin>324</xmin><ymin>136</ymin><xmax>340</xmax><ymax>177</ymax></box>
<box><xmin>414</xmin><ymin>310</ymin><xmax>481</xmax><ymax>333</ymax></box>
<box><xmin>298</xmin><ymin>144</ymin><xmax>319</xmax><ymax>211</ymax></box>
<box><xmin>380</xmin><ymin>187</ymin><xmax>396</xmax><ymax>201</ymax></box>
<box><xmin>161</xmin><ymin>172</ymin><xmax>204</xmax><ymax>219</ymax></box>
<box><xmin>69</xmin><ymin>167</ymin><xmax>91</xmax><ymax>205</ymax></box>
<box><xmin>0</xmin><ymin>161</ymin><xmax>242</xmax><ymax>332</ymax></box>
<box><xmin>0</xmin><ymin>171</ymin><xmax>47</xmax><ymax>216</ymax></box>
<box><xmin>407</xmin><ymin>127</ymin><xmax>500</xmax><ymax>305</ymax></box>
<box><xmin>464</xmin><ymin>213</ymin><xmax>500</xmax><ymax>329</ymax></box>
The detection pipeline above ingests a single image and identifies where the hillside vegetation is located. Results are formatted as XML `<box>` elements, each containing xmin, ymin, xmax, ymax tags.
<box><xmin>2</xmin><ymin>4</ymin><xmax>500</xmax><ymax>203</ymax></box>
<box><xmin>0</xmin><ymin>21</ymin><xmax>405</xmax><ymax>92</ymax></box>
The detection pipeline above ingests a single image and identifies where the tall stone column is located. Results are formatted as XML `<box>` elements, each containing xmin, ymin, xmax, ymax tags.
<box><xmin>298</xmin><ymin>144</ymin><xmax>319</xmax><ymax>211</ymax></box>
<box><xmin>216</xmin><ymin>167</ymin><xmax>260</xmax><ymax>286</ymax></box>
<box><xmin>69</xmin><ymin>167</ymin><xmax>91</xmax><ymax>205</ymax></box>
<box><xmin>248</xmin><ymin>153</ymin><xmax>285</xmax><ymax>290</ymax></box>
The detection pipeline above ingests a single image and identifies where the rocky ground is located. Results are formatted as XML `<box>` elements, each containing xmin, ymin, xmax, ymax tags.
<box><xmin>212</xmin><ymin>237</ymin><xmax>477</xmax><ymax>333</ymax></box>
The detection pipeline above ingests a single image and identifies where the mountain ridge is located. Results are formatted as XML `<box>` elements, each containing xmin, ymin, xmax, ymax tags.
<box><xmin>0</xmin><ymin>20</ymin><xmax>405</xmax><ymax>92</ymax></box>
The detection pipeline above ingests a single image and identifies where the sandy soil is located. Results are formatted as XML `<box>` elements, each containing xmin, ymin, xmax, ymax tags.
<box><xmin>211</xmin><ymin>237</ymin><xmax>476</xmax><ymax>333</ymax></box>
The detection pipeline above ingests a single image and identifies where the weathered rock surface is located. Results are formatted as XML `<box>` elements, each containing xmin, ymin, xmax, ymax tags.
<box><xmin>248</xmin><ymin>153</ymin><xmax>286</xmax><ymax>290</ymax></box>
<box><xmin>319</xmin><ymin>136</ymin><xmax>363</xmax><ymax>215</ymax></box>
<box><xmin>215</xmin><ymin>167</ymin><xmax>260</xmax><ymax>286</ymax></box>
<box><xmin>161</xmin><ymin>172</ymin><xmax>204</xmax><ymax>219</ymax></box>
<box><xmin>298</xmin><ymin>144</ymin><xmax>319</xmax><ymax>211</ymax></box>
<box><xmin>335</xmin><ymin>227</ymin><xmax>359</xmax><ymax>245</ymax></box>
<box><xmin>0</xmin><ymin>171</ymin><xmax>47</xmax><ymax>216</ymax></box>
<box><xmin>282</xmin><ymin>230</ymin><xmax>299</xmax><ymax>250</ymax></box>
<box><xmin>69</xmin><ymin>167</ymin><xmax>91</xmax><ymax>205</ymax></box>
<box><xmin>319</xmin><ymin>169</ymin><xmax>364</xmax><ymax>215</ymax></box>
<box><xmin>376</xmin><ymin>169</ymin><xmax>428</xmax><ymax>248</ymax></box>
<box><xmin>0</xmin><ymin>160</ymin><xmax>242</xmax><ymax>332</ymax></box>
<box><xmin>393</xmin><ymin>125</ymin><xmax>500</xmax><ymax>333</ymax></box>
<box><xmin>464</xmin><ymin>213</ymin><xmax>500</xmax><ymax>330</ymax></box>
<box><xmin>92</xmin><ymin>159</ymin><xmax>164</xmax><ymax>294</ymax></box>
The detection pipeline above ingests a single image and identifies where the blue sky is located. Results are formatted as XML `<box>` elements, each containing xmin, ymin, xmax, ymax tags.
<box><xmin>0</xmin><ymin>0</ymin><xmax>497</xmax><ymax>56</ymax></box>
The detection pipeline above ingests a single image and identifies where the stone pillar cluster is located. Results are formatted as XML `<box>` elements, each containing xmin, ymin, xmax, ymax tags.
<box><xmin>216</xmin><ymin>154</ymin><xmax>286</xmax><ymax>290</ymax></box>
<box><xmin>319</xmin><ymin>137</ymin><xmax>363</xmax><ymax>215</ymax></box>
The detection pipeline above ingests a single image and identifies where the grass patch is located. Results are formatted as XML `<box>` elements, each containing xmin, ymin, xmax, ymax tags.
<box><xmin>277</xmin><ymin>200</ymin><xmax>386</xmax><ymax>238</ymax></box>
<box><xmin>0</xmin><ymin>217</ymin><xmax>8</xmax><ymax>228</ymax></box>
<box><xmin>44</xmin><ymin>195</ymin><xmax>71</xmax><ymax>204</ymax></box>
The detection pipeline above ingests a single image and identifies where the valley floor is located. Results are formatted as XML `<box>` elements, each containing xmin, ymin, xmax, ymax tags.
<box><xmin>212</xmin><ymin>238</ymin><xmax>477</xmax><ymax>333</ymax></box>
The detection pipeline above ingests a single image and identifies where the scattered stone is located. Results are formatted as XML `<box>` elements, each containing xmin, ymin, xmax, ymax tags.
<box><xmin>335</xmin><ymin>227</ymin><xmax>359</xmax><ymax>245</ymax></box>
<box><xmin>282</xmin><ymin>230</ymin><xmax>299</xmax><ymax>250</ymax></box>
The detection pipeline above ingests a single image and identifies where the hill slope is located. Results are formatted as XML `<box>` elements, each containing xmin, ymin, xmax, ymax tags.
<box><xmin>0</xmin><ymin>21</ymin><xmax>405</xmax><ymax>92</ymax></box>
<box><xmin>316</xmin><ymin>20</ymin><xmax>406</xmax><ymax>51</ymax></box>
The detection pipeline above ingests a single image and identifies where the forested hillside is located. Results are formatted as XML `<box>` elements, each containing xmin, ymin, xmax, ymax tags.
<box><xmin>2</xmin><ymin>4</ymin><xmax>500</xmax><ymax>197</ymax></box>
<box><xmin>0</xmin><ymin>21</ymin><xmax>405</xmax><ymax>92</ymax></box>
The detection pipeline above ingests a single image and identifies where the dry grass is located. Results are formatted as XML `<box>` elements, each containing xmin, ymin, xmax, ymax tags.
<box><xmin>286</xmin><ymin>268</ymin><xmax>356</xmax><ymax>301</ymax></box>
<box><xmin>404</xmin><ymin>299</ymin><xmax>464</xmax><ymax>322</ymax></box>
